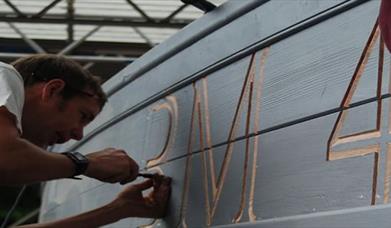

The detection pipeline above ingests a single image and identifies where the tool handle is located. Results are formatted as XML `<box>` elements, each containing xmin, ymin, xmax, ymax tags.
<box><xmin>138</xmin><ymin>173</ymin><xmax>154</xmax><ymax>178</ymax></box>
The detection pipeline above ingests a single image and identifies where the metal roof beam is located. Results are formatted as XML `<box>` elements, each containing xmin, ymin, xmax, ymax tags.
<box><xmin>124</xmin><ymin>0</ymin><xmax>154</xmax><ymax>22</ymax></box>
<box><xmin>0</xmin><ymin>14</ymin><xmax>190</xmax><ymax>28</ymax></box>
<box><xmin>83</xmin><ymin>62</ymin><xmax>95</xmax><ymax>70</ymax></box>
<box><xmin>58</xmin><ymin>26</ymin><xmax>101</xmax><ymax>55</ymax></box>
<box><xmin>3</xmin><ymin>0</ymin><xmax>26</xmax><ymax>17</ymax></box>
<box><xmin>162</xmin><ymin>4</ymin><xmax>189</xmax><ymax>23</ymax></box>
<box><xmin>67</xmin><ymin>0</ymin><xmax>75</xmax><ymax>42</ymax></box>
<box><xmin>4</xmin><ymin>0</ymin><xmax>64</xmax><ymax>19</ymax></box>
<box><xmin>181</xmin><ymin>0</ymin><xmax>216</xmax><ymax>13</ymax></box>
<box><xmin>133</xmin><ymin>27</ymin><xmax>154</xmax><ymax>47</ymax></box>
<box><xmin>0</xmin><ymin>52</ymin><xmax>136</xmax><ymax>63</ymax></box>
<box><xmin>7</xmin><ymin>23</ymin><xmax>46</xmax><ymax>53</ymax></box>
<box><xmin>9</xmin><ymin>208</ymin><xmax>39</xmax><ymax>227</ymax></box>
<box><xmin>32</xmin><ymin>0</ymin><xmax>63</xmax><ymax>18</ymax></box>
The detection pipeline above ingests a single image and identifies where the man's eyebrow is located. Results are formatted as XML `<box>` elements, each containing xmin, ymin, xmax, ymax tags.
<box><xmin>87</xmin><ymin>112</ymin><xmax>95</xmax><ymax>122</ymax></box>
<box><xmin>80</xmin><ymin>109</ymin><xmax>94</xmax><ymax>123</ymax></box>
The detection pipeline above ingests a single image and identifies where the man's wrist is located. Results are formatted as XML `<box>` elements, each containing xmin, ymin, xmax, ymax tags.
<box><xmin>61</xmin><ymin>152</ymin><xmax>89</xmax><ymax>177</ymax></box>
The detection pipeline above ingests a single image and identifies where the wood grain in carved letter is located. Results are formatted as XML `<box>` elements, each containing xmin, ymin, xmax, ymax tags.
<box><xmin>248</xmin><ymin>47</ymin><xmax>269</xmax><ymax>222</ymax></box>
<box><xmin>140</xmin><ymin>96</ymin><xmax>177</xmax><ymax>228</ymax></box>
<box><xmin>181</xmin><ymin>52</ymin><xmax>265</xmax><ymax>227</ymax></box>
<box><xmin>327</xmin><ymin>21</ymin><xmax>384</xmax><ymax>205</ymax></box>
<box><xmin>176</xmin><ymin>50</ymin><xmax>270</xmax><ymax>226</ymax></box>
<box><xmin>146</xmin><ymin>96</ymin><xmax>178</xmax><ymax>173</ymax></box>
<box><xmin>177</xmin><ymin>83</ymin><xmax>198</xmax><ymax>228</ymax></box>
<box><xmin>177</xmin><ymin>53</ymin><xmax>259</xmax><ymax>227</ymax></box>
<box><xmin>233</xmin><ymin>48</ymin><xmax>270</xmax><ymax>223</ymax></box>
<box><xmin>209</xmin><ymin>53</ymin><xmax>257</xmax><ymax>221</ymax></box>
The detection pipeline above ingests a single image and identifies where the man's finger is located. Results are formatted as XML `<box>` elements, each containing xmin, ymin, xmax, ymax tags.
<box><xmin>101</xmin><ymin>174</ymin><xmax>121</xmax><ymax>183</ymax></box>
<box><xmin>154</xmin><ymin>176</ymin><xmax>171</xmax><ymax>188</ymax></box>
<box><xmin>162</xmin><ymin>176</ymin><xmax>171</xmax><ymax>185</ymax></box>
<box><xmin>152</xmin><ymin>174</ymin><xmax>165</xmax><ymax>188</ymax></box>
<box><xmin>119</xmin><ymin>175</ymin><xmax>136</xmax><ymax>185</ymax></box>
<box><xmin>132</xmin><ymin>179</ymin><xmax>154</xmax><ymax>191</ymax></box>
<box><xmin>127</xmin><ymin>158</ymin><xmax>139</xmax><ymax>176</ymax></box>
<box><xmin>153</xmin><ymin>177</ymin><xmax>171</xmax><ymax>200</ymax></box>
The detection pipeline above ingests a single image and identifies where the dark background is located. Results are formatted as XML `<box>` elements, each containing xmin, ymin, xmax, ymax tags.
<box><xmin>0</xmin><ymin>185</ymin><xmax>41</xmax><ymax>226</ymax></box>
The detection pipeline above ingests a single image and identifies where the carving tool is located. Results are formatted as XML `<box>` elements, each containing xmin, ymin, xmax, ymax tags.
<box><xmin>138</xmin><ymin>173</ymin><xmax>154</xmax><ymax>178</ymax></box>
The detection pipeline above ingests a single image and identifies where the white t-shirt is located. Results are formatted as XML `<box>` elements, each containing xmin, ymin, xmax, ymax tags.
<box><xmin>0</xmin><ymin>62</ymin><xmax>24</xmax><ymax>133</ymax></box>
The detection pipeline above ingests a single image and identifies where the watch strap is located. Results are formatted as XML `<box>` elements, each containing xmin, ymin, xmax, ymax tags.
<box><xmin>62</xmin><ymin>151</ymin><xmax>89</xmax><ymax>177</ymax></box>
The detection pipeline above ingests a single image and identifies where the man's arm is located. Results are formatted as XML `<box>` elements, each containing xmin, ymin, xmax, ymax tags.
<box><xmin>0</xmin><ymin>107</ymin><xmax>75</xmax><ymax>185</ymax></box>
<box><xmin>0</xmin><ymin>107</ymin><xmax>139</xmax><ymax>185</ymax></box>
<box><xmin>18</xmin><ymin>175</ymin><xmax>171</xmax><ymax>228</ymax></box>
<box><xmin>379</xmin><ymin>0</ymin><xmax>391</xmax><ymax>51</ymax></box>
<box><xmin>18</xmin><ymin>198</ymin><xmax>123</xmax><ymax>228</ymax></box>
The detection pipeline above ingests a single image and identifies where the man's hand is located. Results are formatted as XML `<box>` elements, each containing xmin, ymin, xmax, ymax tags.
<box><xmin>16</xmin><ymin>175</ymin><xmax>171</xmax><ymax>228</ymax></box>
<box><xmin>113</xmin><ymin>174</ymin><xmax>172</xmax><ymax>219</ymax></box>
<box><xmin>380</xmin><ymin>0</ymin><xmax>391</xmax><ymax>52</ymax></box>
<box><xmin>84</xmin><ymin>148</ymin><xmax>139</xmax><ymax>184</ymax></box>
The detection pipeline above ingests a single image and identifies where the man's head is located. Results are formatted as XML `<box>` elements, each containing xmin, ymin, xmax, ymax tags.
<box><xmin>12</xmin><ymin>54</ymin><xmax>108</xmax><ymax>147</ymax></box>
<box><xmin>12</xmin><ymin>54</ymin><xmax>107</xmax><ymax>108</ymax></box>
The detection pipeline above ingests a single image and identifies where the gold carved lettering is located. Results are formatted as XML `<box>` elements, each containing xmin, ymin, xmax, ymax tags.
<box><xmin>327</xmin><ymin>21</ymin><xmax>387</xmax><ymax>205</ymax></box>
<box><xmin>177</xmin><ymin>48</ymin><xmax>270</xmax><ymax>227</ymax></box>
<box><xmin>146</xmin><ymin>96</ymin><xmax>178</xmax><ymax>173</ymax></box>
<box><xmin>139</xmin><ymin>96</ymin><xmax>178</xmax><ymax>228</ymax></box>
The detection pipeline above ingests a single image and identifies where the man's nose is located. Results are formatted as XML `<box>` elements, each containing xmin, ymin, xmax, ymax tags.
<box><xmin>71</xmin><ymin>126</ymin><xmax>84</xmax><ymax>141</ymax></box>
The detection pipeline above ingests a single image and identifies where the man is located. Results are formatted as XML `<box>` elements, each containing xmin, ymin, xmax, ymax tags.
<box><xmin>0</xmin><ymin>54</ymin><xmax>171</xmax><ymax>227</ymax></box>
<box><xmin>380</xmin><ymin>0</ymin><xmax>391</xmax><ymax>51</ymax></box>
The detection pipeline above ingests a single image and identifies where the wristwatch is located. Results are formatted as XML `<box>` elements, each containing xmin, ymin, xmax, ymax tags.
<box><xmin>62</xmin><ymin>152</ymin><xmax>89</xmax><ymax>177</ymax></box>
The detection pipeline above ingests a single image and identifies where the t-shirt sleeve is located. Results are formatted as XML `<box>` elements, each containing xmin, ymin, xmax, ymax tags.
<box><xmin>0</xmin><ymin>65</ymin><xmax>25</xmax><ymax>133</ymax></box>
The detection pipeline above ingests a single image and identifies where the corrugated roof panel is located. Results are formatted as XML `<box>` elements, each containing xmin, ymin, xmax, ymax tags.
<box><xmin>171</xmin><ymin>9</ymin><xmax>204</xmax><ymax>20</ymax></box>
<box><xmin>73</xmin><ymin>0</ymin><xmax>139</xmax><ymax>17</ymax></box>
<box><xmin>82</xmin><ymin>26</ymin><xmax>138</xmax><ymax>37</ymax></box>
<box><xmin>136</xmin><ymin>27</ymin><xmax>179</xmax><ymax>35</ymax></box>
<box><xmin>2</xmin><ymin>0</ymin><xmax>67</xmax><ymax>14</ymax></box>
<box><xmin>0</xmin><ymin>0</ymin><xmax>229</xmax><ymax>44</ymax></box>
<box><xmin>0</xmin><ymin>22</ymin><xmax>18</xmax><ymax>38</ymax></box>
<box><xmin>0</xmin><ymin>2</ymin><xmax>13</xmax><ymax>13</ymax></box>
<box><xmin>74</xmin><ymin>25</ymin><xmax>144</xmax><ymax>43</ymax></box>
<box><xmin>86</xmin><ymin>36</ymin><xmax>146</xmax><ymax>43</ymax></box>
<box><xmin>5</xmin><ymin>23</ymin><xmax>68</xmax><ymax>40</ymax></box>
<box><xmin>131</xmin><ymin>0</ymin><xmax>188</xmax><ymax>18</ymax></box>
<box><xmin>74</xmin><ymin>9</ymin><xmax>141</xmax><ymax>17</ymax></box>
<box><xmin>9</xmin><ymin>23</ymin><xmax>67</xmax><ymax>30</ymax></box>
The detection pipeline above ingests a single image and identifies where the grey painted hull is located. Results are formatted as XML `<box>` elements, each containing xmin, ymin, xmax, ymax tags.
<box><xmin>40</xmin><ymin>0</ymin><xmax>390</xmax><ymax>227</ymax></box>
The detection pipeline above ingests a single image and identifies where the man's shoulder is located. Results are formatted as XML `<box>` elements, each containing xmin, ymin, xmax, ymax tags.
<box><xmin>0</xmin><ymin>62</ymin><xmax>23</xmax><ymax>82</ymax></box>
<box><xmin>0</xmin><ymin>61</ymin><xmax>16</xmax><ymax>71</ymax></box>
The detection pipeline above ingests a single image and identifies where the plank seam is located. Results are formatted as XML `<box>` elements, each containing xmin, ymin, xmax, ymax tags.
<box><xmin>67</xmin><ymin>0</ymin><xmax>370</xmax><ymax>152</ymax></box>
<box><xmin>146</xmin><ymin>94</ymin><xmax>391</xmax><ymax>169</ymax></box>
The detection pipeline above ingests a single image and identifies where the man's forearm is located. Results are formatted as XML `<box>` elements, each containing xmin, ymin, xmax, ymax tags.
<box><xmin>18</xmin><ymin>201</ymin><xmax>124</xmax><ymax>228</ymax></box>
<box><xmin>380</xmin><ymin>0</ymin><xmax>391</xmax><ymax>51</ymax></box>
<box><xmin>0</xmin><ymin>136</ymin><xmax>74</xmax><ymax>185</ymax></box>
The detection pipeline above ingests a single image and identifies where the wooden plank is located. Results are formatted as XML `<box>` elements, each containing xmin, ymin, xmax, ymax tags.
<box><xmin>41</xmin><ymin>102</ymin><xmax>391</xmax><ymax>226</ymax></box>
<box><xmin>39</xmin><ymin>0</ymin><xmax>391</xmax><ymax>227</ymax></box>
<box><xmin>214</xmin><ymin>204</ymin><xmax>391</xmax><ymax>228</ymax></box>
<box><xmin>70</xmin><ymin>0</ymin><xmax>372</xmax><ymax>149</ymax></box>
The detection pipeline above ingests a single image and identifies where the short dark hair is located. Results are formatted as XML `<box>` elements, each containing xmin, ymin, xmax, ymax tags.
<box><xmin>12</xmin><ymin>54</ymin><xmax>107</xmax><ymax>109</ymax></box>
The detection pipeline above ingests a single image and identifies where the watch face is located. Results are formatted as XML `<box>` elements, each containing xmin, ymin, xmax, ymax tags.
<box><xmin>74</xmin><ymin>153</ymin><xmax>85</xmax><ymax>160</ymax></box>
<box><xmin>62</xmin><ymin>152</ymin><xmax>89</xmax><ymax>176</ymax></box>
<box><xmin>72</xmin><ymin>152</ymin><xmax>88</xmax><ymax>163</ymax></box>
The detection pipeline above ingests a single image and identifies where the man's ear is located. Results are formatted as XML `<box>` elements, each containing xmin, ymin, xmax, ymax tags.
<box><xmin>41</xmin><ymin>79</ymin><xmax>66</xmax><ymax>102</ymax></box>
